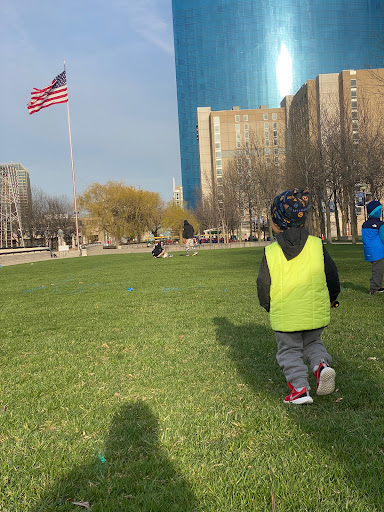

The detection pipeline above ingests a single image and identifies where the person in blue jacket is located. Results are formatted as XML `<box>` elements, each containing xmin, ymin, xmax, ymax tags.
<box><xmin>361</xmin><ymin>200</ymin><xmax>384</xmax><ymax>295</ymax></box>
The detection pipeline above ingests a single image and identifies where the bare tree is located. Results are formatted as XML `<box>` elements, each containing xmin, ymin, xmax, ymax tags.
<box><xmin>195</xmin><ymin>165</ymin><xmax>241</xmax><ymax>241</ymax></box>
<box><xmin>29</xmin><ymin>188</ymin><xmax>75</xmax><ymax>247</ymax></box>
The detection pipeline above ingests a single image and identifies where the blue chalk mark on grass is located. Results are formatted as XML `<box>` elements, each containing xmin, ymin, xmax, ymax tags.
<box><xmin>24</xmin><ymin>286</ymin><xmax>46</xmax><ymax>293</ymax></box>
<box><xmin>161</xmin><ymin>287</ymin><xmax>182</xmax><ymax>293</ymax></box>
<box><xmin>127</xmin><ymin>287</ymin><xmax>134</xmax><ymax>291</ymax></box>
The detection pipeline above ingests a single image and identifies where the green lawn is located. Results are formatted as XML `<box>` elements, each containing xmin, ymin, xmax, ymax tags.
<box><xmin>1</xmin><ymin>246</ymin><xmax>383</xmax><ymax>511</ymax></box>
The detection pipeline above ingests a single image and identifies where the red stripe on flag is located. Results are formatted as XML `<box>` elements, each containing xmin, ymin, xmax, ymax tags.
<box><xmin>27</xmin><ymin>71</ymin><xmax>68</xmax><ymax>115</ymax></box>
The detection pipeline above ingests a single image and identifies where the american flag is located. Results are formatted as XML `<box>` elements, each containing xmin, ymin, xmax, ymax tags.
<box><xmin>27</xmin><ymin>70</ymin><xmax>68</xmax><ymax>115</ymax></box>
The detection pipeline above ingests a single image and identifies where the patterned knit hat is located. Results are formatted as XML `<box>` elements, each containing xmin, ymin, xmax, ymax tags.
<box><xmin>271</xmin><ymin>189</ymin><xmax>310</xmax><ymax>230</ymax></box>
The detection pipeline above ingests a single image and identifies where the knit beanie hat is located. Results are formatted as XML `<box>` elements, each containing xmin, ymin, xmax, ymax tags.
<box><xmin>271</xmin><ymin>189</ymin><xmax>310</xmax><ymax>230</ymax></box>
<box><xmin>366</xmin><ymin>200</ymin><xmax>382</xmax><ymax>218</ymax></box>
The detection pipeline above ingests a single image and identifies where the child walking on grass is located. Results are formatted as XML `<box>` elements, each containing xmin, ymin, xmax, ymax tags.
<box><xmin>257</xmin><ymin>189</ymin><xmax>340</xmax><ymax>404</ymax></box>
<box><xmin>361</xmin><ymin>200</ymin><xmax>384</xmax><ymax>295</ymax></box>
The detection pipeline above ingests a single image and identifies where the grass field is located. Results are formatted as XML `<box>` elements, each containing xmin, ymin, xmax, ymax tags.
<box><xmin>1</xmin><ymin>245</ymin><xmax>383</xmax><ymax>511</ymax></box>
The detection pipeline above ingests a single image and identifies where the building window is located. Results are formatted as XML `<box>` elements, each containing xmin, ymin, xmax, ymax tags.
<box><xmin>214</xmin><ymin>125</ymin><xmax>220</xmax><ymax>133</ymax></box>
<box><xmin>215</xmin><ymin>150</ymin><xmax>222</xmax><ymax>158</ymax></box>
<box><xmin>272</xmin><ymin>113</ymin><xmax>277</xmax><ymax>120</ymax></box>
<box><xmin>244</xmin><ymin>123</ymin><xmax>249</xmax><ymax>131</ymax></box>
<box><xmin>235</xmin><ymin>115</ymin><xmax>240</xmax><ymax>122</ymax></box>
<box><xmin>264</xmin><ymin>122</ymin><xmax>269</xmax><ymax>130</ymax></box>
<box><xmin>216</xmin><ymin>159</ymin><xmax>222</xmax><ymax>167</ymax></box>
<box><xmin>213</xmin><ymin>116</ymin><xmax>220</xmax><ymax>125</ymax></box>
<box><xmin>351</xmin><ymin>79</ymin><xmax>357</xmax><ymax>87</ymax></box>
<box><xmin>216</xmin><ymin>168</ymin><xmax>222</xmax><ymax>175</ymax></box>
<box><xmin>214</xmin><ymin>134</ymin><xmax>221</xmax><ymax>142</ymax></box>
<box><xmin>351</xmin><ymin>110</ymin><xmax>358</xmax><ymax>120</ymax></box>
<box><xmin>235</xmin><ymin>124</ymin><xmax>240</xmax><ymax>132</ymax></box>
<box><xmin>243</xmin><ymin>115</ymin><xmax>248</xmax><ymax>121</ymax></box>
<box><xmin>263</xmin><ymin>113</ymin><xmax>268</xmax><ymax>120</ymax></box>
<box><xmin>351</xmin><ymin>89</ymin><xmax>357</xmax><ymax>98</ymax></box>
<box><xmin>215</xmin><ymin>142</ymin><xmax>221</xmax><ymax>149</ymax></box>
<box><xmin>351</xmin><ymin>99</ymin><xmax>358</xmax><ymax>108</ymax></box>
<box><xmin>236</xmin><ymin>141</ymin><xmax>241</xmax><ymax>148</ymax></box>
<box><xmin>273</xmin><ymin>122</ymin><xmax>277</xmax><ymax>129</ymax></box>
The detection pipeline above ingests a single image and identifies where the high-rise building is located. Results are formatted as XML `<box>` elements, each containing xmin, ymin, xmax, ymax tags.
<box><xmin>172</xmin><ymin>177</ymin><xmax>183</xmax><ymax>207</ymax></box>
<box><xmin>0</xmin><ymin>163</ymin><xmax>31</xmax><ymax>247</ymax></box>
<box><xmin>172</xmin><ymin>0</ymin><xmax>384</xmax><ymax>208</ymax></box>
<box><xmin>13</xmin><ymin>163</ymin><xmax>32</xmax><ymax>226</ymax></box>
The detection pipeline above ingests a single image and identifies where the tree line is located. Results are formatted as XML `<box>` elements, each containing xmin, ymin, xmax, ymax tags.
<box><xmin>79</xmin><ymin>181</ymin><xmax>198</xmax><ymax>243</ymax></box>
<box><xmin>195</xmin><ymin>92</ymin><xmax>384</xmax><ymax>244</ymax></box>
<box><xmin>24</xmin><ymin>182</ymin><xmax>199</xmax><ymax>247</ymax></box>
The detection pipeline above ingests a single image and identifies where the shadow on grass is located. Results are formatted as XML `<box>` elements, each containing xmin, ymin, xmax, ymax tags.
<box><xmin>30</xmin><ymin>401</ymin><xmax>199</xmax><ymax>512</ymax></box>
<box><xmin>340</xmin><ymin>281</ymin><xmax>369</xmax><ymax>294</ymax></box>
<box><xmin>213</xmin><ymin>317</ymin><xmax>384</xmax><ymax>508</ymax></box>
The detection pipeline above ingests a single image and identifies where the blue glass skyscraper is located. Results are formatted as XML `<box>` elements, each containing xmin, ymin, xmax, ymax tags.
<box><xmin>172</xmin><ymin>0</ymin><xmax>384</xmax><ymax>208</ymax></box>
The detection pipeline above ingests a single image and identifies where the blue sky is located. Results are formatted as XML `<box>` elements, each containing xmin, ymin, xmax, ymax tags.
<box><xmin>0</xmin><ymin>0</ymin><xmax>180</xmax><ymax>202</ymax></box>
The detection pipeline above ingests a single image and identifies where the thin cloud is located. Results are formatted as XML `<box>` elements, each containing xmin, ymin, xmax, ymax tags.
<box><xmin>114</xmin><ymin>0</ymin><xmax>174</xmax><ymax>55</ymax></box>
<box><xmin>0</xmin><ymin>3</ymin><xmax>33</xmax><ymax>52</ymax></box>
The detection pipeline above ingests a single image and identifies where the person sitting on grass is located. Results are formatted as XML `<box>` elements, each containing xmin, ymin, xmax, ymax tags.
<box><xmin>257</xmin><ymin>188</ymin><xmax>340</xmax><ymax>405</ymax></box>
<box><xmin>152</xmin><ymin>241</ymin><xmax>172</xmax><ymax>258</ymax></box>
<box><xmin>361</xmin><ymin>200</ymin><xmax>384</xmax><ymax>295</ymax></box>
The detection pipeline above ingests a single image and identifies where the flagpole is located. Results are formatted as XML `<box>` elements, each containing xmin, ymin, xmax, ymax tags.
<box><xmin>64</xmin><ymin>60</ymin><xmax>80</xmax><ymax>253</ymax></box>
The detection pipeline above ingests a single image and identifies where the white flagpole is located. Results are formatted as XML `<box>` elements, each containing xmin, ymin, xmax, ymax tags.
<box><xmin>64</xmin><ymin>60</ymin><xmax>80</xmax><ymax>253</ymax></box>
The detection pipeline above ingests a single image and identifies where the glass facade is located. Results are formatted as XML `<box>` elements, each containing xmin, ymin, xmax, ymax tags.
<box><xmin>172</xmin><ymin>0</ymin><xmax>384</xmax><ymax>208</ymax></box>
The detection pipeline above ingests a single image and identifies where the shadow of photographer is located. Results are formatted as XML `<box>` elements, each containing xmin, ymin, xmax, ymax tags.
<box><xmin>29</xmin><ymin>401</ymin><xmax>199</xmax><ymax>512</ymax></box>
<box><xmin>213</xmin><ymin>317</ymin><xmax>384</xmax><ymax>508</ymax></box>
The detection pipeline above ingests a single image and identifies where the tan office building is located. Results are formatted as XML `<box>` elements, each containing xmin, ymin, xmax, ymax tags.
<box><xmin>197</xmin><ymin>105</ymin><xmax>286</xmax><ymax>201</ymax></box>
<box><xmin>196</xmin><ymin>68</ymin><xmax>384</xmax><ymax>238</ymax></box>
<box><xmin>284</xmin><ymin>68</ymin><xmax>384</xmax><ymax>235</ymax></box>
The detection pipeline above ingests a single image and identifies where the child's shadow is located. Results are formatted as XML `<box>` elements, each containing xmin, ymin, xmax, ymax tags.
<box><xmin>213</xmin><ymin>317</ymin><xmax>384</xmax><ymax>508</ymax></box>
<box><xmin>30</xmin><ymin>401</ymin><xmax>199</xmax><ymax>512</ymax></box>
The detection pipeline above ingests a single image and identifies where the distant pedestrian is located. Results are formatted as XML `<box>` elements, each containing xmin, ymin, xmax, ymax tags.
<box><xmin>257</xmin><ymin>189</ymin><xmax>340</xmax><ymax>404</ymax></box>
<box><xmin>362</xmin><ymin>200</ymin><xmax>384</xmax><ymax>295</ymax></box>
<box><xmin>183</xmin><ymin>220</ymin><xmax>198</xmax><ymax>256</ymax></box>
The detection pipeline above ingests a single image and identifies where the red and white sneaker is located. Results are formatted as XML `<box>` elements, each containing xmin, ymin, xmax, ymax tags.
<box><xmin>284</xmin><ymin>383</ymin><xmax>313</xmax><ymax>404</ymax></box>
<box><xmin>312</xmin><ymin>361</ymin><xmax>336</xmax><ymax>396</ymax></box>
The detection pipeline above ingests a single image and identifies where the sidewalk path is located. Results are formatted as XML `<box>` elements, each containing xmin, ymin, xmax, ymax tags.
<box><xmin>0</xmin><ymin>239</ymin><xmax>361</xmax><ymax>267</ymax></box>
<box><xmin>0</xmin><ymin>241</ymin><xmax>270</xmax><ymax>266</ymax></box>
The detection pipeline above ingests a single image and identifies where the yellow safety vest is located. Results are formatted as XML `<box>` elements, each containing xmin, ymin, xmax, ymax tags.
<box><xmin>265</xmin><ymin>235</ymin><xmax>330</xmax><ymax>332</ymax></box>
